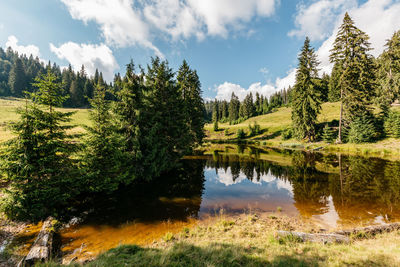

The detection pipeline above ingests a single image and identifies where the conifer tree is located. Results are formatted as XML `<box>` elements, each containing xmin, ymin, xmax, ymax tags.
<box><xmin>1</xmin><ymin>71</ymin><xmax>77</xmax><ymax>220</ymax></box>
<box><xmin>376</xmin><ymin>30</ymin><xmax>400</xmax><ymax>114</ymax></box>
<box><xmin>8</xmin><ymin>57</ymin><xmax>26</xmax><ymax>96</ymax></box>
<box><xmin>291</xmin><ymin>37</ymin><xmax>321</xmax><ymax>141</ymax></box>
<box><xmin>140</xmin><ymin>57</ymin><xmax>189</xmax><ymax>179</ymax></box>
<box><xmin>177</xmin><ymin>60</ymin><xmax>205</xmax><ymax>146</ymax></box>
<box><xmin>330</xmin><ymin>12</ymin><xmax>376</xmax><ymax>143</ymax></box>
<box><xmin>228</xmin><ymin>93</ymin><xmax>240</xmax><ymax>122</ymax></box>
<box><xmin>80</xmin><ymin>83</ymin><xmax>123</xmax><ymax>192</ymax></box>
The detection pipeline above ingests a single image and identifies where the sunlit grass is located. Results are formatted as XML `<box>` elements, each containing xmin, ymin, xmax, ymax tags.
<box><xmin>0</xmin><ymin>97</ymin><xmax>90</xmax><ymax>142</ymax></box>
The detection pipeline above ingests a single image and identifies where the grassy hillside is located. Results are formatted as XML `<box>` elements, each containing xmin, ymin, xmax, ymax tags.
<box><xmin>205</xmin><ymin>102</ymin><xmax>400</xmax><ymax>159</ymax></box>
<box><xmin>0</xmin><ymin>97</ymin><xmax>90</xmax><ymax>142</ymax></box>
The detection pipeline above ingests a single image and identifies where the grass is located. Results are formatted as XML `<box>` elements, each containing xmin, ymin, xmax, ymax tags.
<box><xmin>0</xmin><ymin>97</ymin><xmax>90</xmax><ymax>142</ymax></box>
<box><xmin>205</xmin><ymin>102</ymin><xmax>400</xmax><ymax>160</ymax></box>
<box><xmin>37</xmin><ymin>213</ymin><xmax>400</xmax><ymax>266</ymax></box>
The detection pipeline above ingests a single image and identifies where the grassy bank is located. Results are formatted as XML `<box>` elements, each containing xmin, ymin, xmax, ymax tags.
<box><xmin>38</xmin><ymin>213</ymin><xmax>400</xmax><ymax>266</ymax></box>
<box><xmin>205</xmin><ymin>102</ymin><xmax>400</xmax><ymax>160</ymax></box>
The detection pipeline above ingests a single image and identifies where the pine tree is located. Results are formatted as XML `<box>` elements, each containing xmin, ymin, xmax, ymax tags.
<box><xmin>330</xmin><ymin>12</ymin><xmax>376</xmax><ymax>143</ymax></box>
<box><xmin>376</xmin><ymin>30</ymin><xmax>400</xmax><ymax>114</ymax></box>
<box><xmin>291</xmin><ymin>37</ymin><xmax>322</xmax><ymax>142</ymax></box>
<box><xmin>140</xmin><ymin>57</ymin><xmax>189</xmax><ymax>179</ymax></box>
<box><xmin>80</xmin><ymin>83</ymin><xmax>123</xmax><ymax>192</ymax></box>
<box><xmin>177</xmin><ymin>60</ymin><xmax>206</xmax><ymax>146</ymax></box>
<box><xmin>8</xmin><ymin>57</ymin><xmax>26</xmax><ymax>96</ymax></box>
<box><xmin>228</xmin><ymin>93</ymin><xmax>240</xmax><ymax>123</ymax></box>
<box><xmin>0</xmin><ymin>71</ymin><xmax>77</xmax><ymax>220</ymax></box>
<box><xmin>113</xmin><ymin>61</ymin><xmax>143</xmax><ymax>180</ymax></box>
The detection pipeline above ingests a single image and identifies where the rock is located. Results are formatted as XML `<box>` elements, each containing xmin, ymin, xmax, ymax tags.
<box><xmin>276</xmin><ymin>230</ymin><xmax>350</xmax><ymax>244</ymax></box>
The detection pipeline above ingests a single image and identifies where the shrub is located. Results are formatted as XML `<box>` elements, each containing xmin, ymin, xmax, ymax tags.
<box><xmin>248</xmin><ymin>121</ymin><xmax>261</xmax><ymax>137</ymax></box>
<box><xmin>282</xmin><ymin>128</ymin><xmax>293</xmax><ymax>140</ymax></box>
<box><xmin>237</xmin><ymin>129</ymin><xmax>246</xmax><ymax>139</ymax></box>
<box><xmin>384</xmin><ymin>111</ymin><xmax>400</xmax><ymax>138</ymax></box>
<box><xmin>347</xmin><ymin>113</ymin><xmax>376</xmax><ymax>143</ymax></box>
<box><xmin>321</xmin><ymin>124</ymin><xmax>336</xmax><ymax>143</ymax></box>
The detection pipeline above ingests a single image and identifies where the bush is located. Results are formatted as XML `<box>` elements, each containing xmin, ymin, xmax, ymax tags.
<box><xmin>237</xmin><ymin>129</ymin><xmax>246</xmax><ymax>139</ymax></box>
<box><xmin>282</xmin><ymin>128</ymin><xmax>293</xmax><ymax>140</ymax></box>
<box><xmin>347</xmin><ymin>113</ymin><xmax>376</xmax><ymax>143</ymax></box>
<box><xmin>248</xmin><ymin>122</ymin><xmax>261</xmax><ymax>137</ymax></box>
<box><xmin>384</xmin><ymin>111</ymin><xmax>400</xmax><ymax>138</ymax></box>
<box><xmin>321</xmin><ymin>124</ymin><xmax>336</xmax><ymax>143</ymax></box>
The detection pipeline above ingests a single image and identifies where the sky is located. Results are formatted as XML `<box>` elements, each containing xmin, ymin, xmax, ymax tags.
<box><xmin>1</xmin><ymin>0</ymin><xmax>400</xmax><ymax>101</ymax></box>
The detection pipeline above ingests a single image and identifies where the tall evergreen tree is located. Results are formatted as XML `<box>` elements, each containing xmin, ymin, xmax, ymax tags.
<box><xmin>80</xmin><ymin>83</ymin><xmax>123</xmax><ymax>192</ymax></box>
<box><xmin>291</xmin><ymin>37</ymin><xmax>322</xmax><ymax>141</ymax></box>
<box><xmin>0</xmin><ymin>71</ymin><xmax>77</xmax><ymax>220</ymax></box>
<box><xmin>376</xmin><ymin>30</ymin><xmax>400</xmax><ymax>114</ymax></box>
<box><xmin>228</xmin><ymin>93</ymin><xmax>240</xmax><ymax>122</ymax></box>
<box><xmin>177</xmin><ymin>60</ymin><xmax>205</xmax><ymax>146</ymax></box>
<box><xmin>8</xmin><ymin>57</ymin><xmax>26</xmax><ymax>96</ymax></box>
<box><xmin>140</xmin><ymin>57</ymin><xmax>189</xmax><ymax>179</ymax></box>
<box><xmin>329</xmin><ymin>12</ymin><xmax>376</xmax><ymax>143</ymax></box>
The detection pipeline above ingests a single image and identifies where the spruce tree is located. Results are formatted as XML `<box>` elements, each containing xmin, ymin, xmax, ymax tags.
<box><xmin>8</xmin><ymin>57</ymin><xmax>26</xmax><ymax>96</ymax></box>
<box><xmin>228</xmin><ymin>93</ymin><xmax>240</xmax><ymax>123</ymax></box>
<box><xmin>376</xmin><ymin>30</ymin><xmax>400</xmax><ymax>114</ymax></box>
<box><xmin>113</xmin><ymin>61</ymin><xmax>143</xmax><ymax>180</ymax></box>
<box><xmin>330</xmin><ymin>12</ymin><xmax>376</xmax><ymax>143</ymax></box>
<box><xmin>291</xmin><ymin>37</ymin><xmax>322</xmax><ymax>142</ymax></box>
<box><xmin>0</xmin><ymin>71</ymin><xmax>77</xmax><ymax>220</ymax></box>
<box><xmin>140</xmin><ymin>57</ymin><xmax>189</xmax><ymax>179</ymax></box>
<box><xmin>177</xmin><ymin>60</ymin><xmax>205</xmax><ymax>146</ymax></box>
<box><xmin>80</xmin><ymin>83</ymin><xmax>123</xmax><ymax>192</ymax></box>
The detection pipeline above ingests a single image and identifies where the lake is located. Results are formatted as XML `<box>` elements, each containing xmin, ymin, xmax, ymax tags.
<box><xmin>59</xmin><ymin>145</ymin><xmax>400</xmax><ymax>262</ymax></box>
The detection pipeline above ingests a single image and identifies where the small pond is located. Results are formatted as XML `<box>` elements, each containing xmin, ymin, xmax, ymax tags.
<box><xmin>58</xmin><ymin>145</ymin><xmax>400</xmax><ymax>261</ymax></box>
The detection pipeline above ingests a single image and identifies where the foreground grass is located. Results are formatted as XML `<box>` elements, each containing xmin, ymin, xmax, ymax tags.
<box><xmin>38</xmin><ymin>214</ymin><xmax>400</xmax><ymax>266</ymax></box>
<box><xmin>205</xmin><ymin>102</ymin><xmax>400</xmax><ymax>160</ymax></box>
<box><xmin>0</xmin><ymin>97</ymin><xmax>90</xmax><ymax>142</ymax></box>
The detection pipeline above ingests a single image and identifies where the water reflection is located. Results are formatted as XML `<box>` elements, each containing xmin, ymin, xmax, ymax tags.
<box><xmin>60</xmin><ymin>146</ymin><xmax>400</xmax><ymax>260</ymax></box>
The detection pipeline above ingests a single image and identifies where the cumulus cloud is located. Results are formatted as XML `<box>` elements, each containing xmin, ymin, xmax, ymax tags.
<box><xmin>5</xmin><ymin>35</ymin><xmax>41</xmax><ymax>58</ymax></box>
<box><xmin>60</xmin><ymin>0</ymin><xmax>162</xmax><ymax>56</ymax></box>
<box><xmin>215</xmin><ymin>82</ymin><xmax>277</xmax><ymax>101</ymax></box>
<box><xmin>61</xmin><ymin>0</ymin><xmax>278</xmax><ymax>55</ymax></box>
<box><xmin>288</xmin><ymin>0</ymin><xmax>357</xmax><ymax>41</ymax></box>
<box><xmin>290</xmin><ymin>0</ymin><xmax>400</xmax><ymax>74</ymax></box>
<box><xmin>50</xmin><ymin>42</ymin><xmax>119</xmax><ymax>81</ymax></box>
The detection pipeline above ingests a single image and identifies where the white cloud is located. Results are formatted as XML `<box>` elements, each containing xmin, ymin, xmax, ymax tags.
<box><xmin>50</xmin><ymin>42</ymin><xmax>119</xmax><ymax>81</ymax></box>
<box><xmin>187</xmin><ymin>0</ymin><xmax>277</xmax><ymax>37</ymax></box>
<box><xmin>291</xmin><ymin>0</ymin><xmax>400</xmax><ymax>75</ymax></box>
<box><xmin>5</xmin><ymin>35</ymin><xmax>41</xmax><ymax>58</ymax></box>
<box><xmin>214</xmin><ymin>68</ymin><xmax>296</xmax><ymax>101</ymax></box>
<box><xmin>215</xmin><ymin>81</ymin><xmax>277</xmax><ymax>101</ymax></box>
<box><xmin>61</xmin><ymin>0</ymin><xmax>278</xmax><ymax>55</ymax></box>
<box><xmin>288</xmin><ymin>0</ymin><xmax>357</xmax><ymax>41</ymax></box>
<box><xmin>60</xmin><ymin>0</ymin><xmax>162</xmax><ymax>56</ymax></box>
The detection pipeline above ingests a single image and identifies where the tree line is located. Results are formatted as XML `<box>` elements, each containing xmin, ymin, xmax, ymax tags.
<box><xmin>205</xmin><ymin>87</ymin><xmax>292</xmax><ymax>126</ymax></box>
<box><xmin>0</xmin><ymin>58</ymin><xmax>205</xmax><ymax>221</ymax></box>
<box><xmin>0</xmin><ymin>47</ymin><xmax>112</xmax><ymax>107</ymax></box>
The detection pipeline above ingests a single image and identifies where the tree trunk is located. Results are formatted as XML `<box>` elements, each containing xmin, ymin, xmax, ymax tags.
<box><xmin>337</xmin><ymin>88</ymin><xmax>344</xmax><ymax>144</ymax></box>
<box><xmin>18</xmin><ymin>217</ymin><xmax>56</xmax><ymax>267</ymax></box>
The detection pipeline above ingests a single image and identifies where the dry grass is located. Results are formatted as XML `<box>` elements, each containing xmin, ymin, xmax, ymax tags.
<box><xmin>38</xmin><ymin>213</ymin><xmax>400</xmax><ymax>266</ymax></box>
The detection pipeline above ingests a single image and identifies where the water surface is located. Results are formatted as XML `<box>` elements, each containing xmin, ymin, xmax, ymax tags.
<box><xmin>60</xmin><ymin>145</ymin><xmax>400</xmax><ymax>261</ymax></box>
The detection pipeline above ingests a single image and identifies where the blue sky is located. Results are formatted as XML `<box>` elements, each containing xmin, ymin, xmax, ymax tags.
<box><xmin>1</xmin><ymin>0</ymin><xmax>400</xmax><ymax>100</ymax></box>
